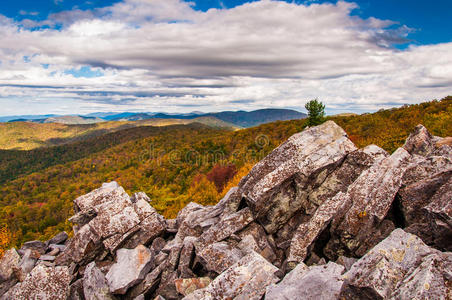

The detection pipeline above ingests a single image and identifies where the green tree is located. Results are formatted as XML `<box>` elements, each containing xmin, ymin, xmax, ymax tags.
<box><xmin>305</xmin><ymin>99</ymin><xmax>326</xmax><ymax>126</ymax></box>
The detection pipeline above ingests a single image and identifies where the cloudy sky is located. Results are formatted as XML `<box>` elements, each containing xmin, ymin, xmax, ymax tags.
<box><xmin>0</xmin><ymin>0</ymin><xmax>451</xmax><ymax>116</ymax></box>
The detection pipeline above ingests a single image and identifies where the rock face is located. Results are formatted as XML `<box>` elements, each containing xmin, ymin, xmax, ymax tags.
<box><xmin>106</xmin><ymin>245</ymin><xmax>153</xmax><ymax>294</ymax></box>
<box><xmin>340</xmin><ymin>229</ymin><xmax>452</xmax><ymax>299</ymax></box>
<box><xmin>1</xmin><ymin>122</ymin><xmax>450</xmax><ymax>300</ymax></box>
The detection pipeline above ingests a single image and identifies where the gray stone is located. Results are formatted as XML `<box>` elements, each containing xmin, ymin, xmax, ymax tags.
<box><xmin>174</xmin><ymin>277</ymin><xmax>211</xmax><ymax>297</ymax></box>
<box><xmin>339</xmin><ymin>228</ymin><xmax>449</xmax><ymax>299</ymax></box>
<box><xmin>403</xmin><ymin>124</ymin><xmax>436</xmax><ymax>156</ymax></box>
<box><xmin>0</xmin><ymin>248</ymin><xmax>20</xmax><ymax>282</ymax></box>
<box><xmin>239</xmin><ymin>121</ymin><xmax>357</xmax><ymax>233</ymax></box>
<box><xmin>83</xmin><ymin>261</ymin><xmax>116</xmax><ymax>300</ymax></box>
<box><xmin>7</xmin><ymin>265</ymin><xmax>71</xmax><ymax>300</ymax></box>
<box><xmin>68</xmin><ymin>279</ymin><xmax>84</xmax><ymax>300</ymax></box>
<box><xmin>266</xmin><ymin>262</ymin><xmax>345</xmax><ymax>300</ymax></box>
<box><xmin>39</xmin><ymin>255</ymin><xmax>55</xmax><ymax>262</ymax></box>
<box><xmin>195</xmin><ymin>208</ymin><xmax>254</xmax><ymax>249</ymax></box>
<box><xmin>106</xmin><ymin>245</ymin><xmax>153</xmax><ymax>294</ymax></box>
<box><xmin>21</xmin><ymin>240</ymin><xmax>46</xmax><ymax>255</ymax></box>
<box><xmin>335</xmin><ymin>256</ymin><xmax>358</xmax><ymax>272</ymax></box>
<box><xmin>198</xmin><ymin>241</ymin><xmax>244</xmax><ymax>274</ymax></box>
<box><xmin>288</xmin><ymin>189</ymin><xmax>348</xmax><ymax>264</ymax></box>
<box><xmin>184</xmin><ymin>251</ymin><xmax>279</xmax><ymax>300</ymax></box>
<box><xmin>47</xmin><ymin>232</ymin><xmax>68</xmax><ymax>245</ymax></box>
<box><xmin>328</xmin><ymin>147</ymin><xmax>412</xmax><ymax>257</ymax></box>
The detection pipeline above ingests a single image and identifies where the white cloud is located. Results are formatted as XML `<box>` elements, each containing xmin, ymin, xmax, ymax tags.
<box><xmin>0</xmin><ymin>0</ymin><xmax>451</xmax><ymax>116</ymax></box>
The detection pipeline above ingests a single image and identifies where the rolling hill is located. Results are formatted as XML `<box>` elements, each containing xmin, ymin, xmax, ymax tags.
<box><xmin>0</xmin><ymin>117</ymin><xmax>237</xmax><ymax>150</ymax></box>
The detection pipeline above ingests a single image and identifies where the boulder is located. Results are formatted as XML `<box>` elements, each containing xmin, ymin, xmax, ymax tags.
<box><xmin>288</xmin><ymin>190</ymin><xmax>348</xmax><ymax>264</ymax></box>
<box><xmin>195</xmin><ymin>208</ymin><xmax>254</xmax><ymax>249</ymax></box>
<box><xmin>106</xmin><ymin>245</ymin><xmax>153</xmax><ymax>294</ymax></box>
<box><xmin>184</xmin><ymin>251</ymin><xmax>279</xmax><ymax>300</ymax></box>
<box><xmin>6</xmin><ymin>265</ymin><xmax>71</xmax><ymax>300</ymax></box>
<box><xmin>339</xmin><ymin>228</ymin><xmax>451</xmax><ymax>299</ymax></box>
<box><xmin>20</xmin><ymin>240</ymin><xmax>46</xmax><ymax>255</ymax></box>
<box><xmin>14</xmin><ymin>249</ymin><xmax>39</xmax><ymax>282</ymax></box>
<box><xmin>177</xmin><ymin>237</ymin><xmax>197</xmax><ymax>278</ymax></box>
<box><xmin>0</xmin><ymin>248</ymin><xmax>20</xmax><ymax>282</ymax></box>
<box><xmin>327</xmin><ymin>147</ymin><xmax>412</xmax><ymax>257</ymax></box>
<box><xmin>422</xmin><ymin>175</ymin><xmax>452</xmax><ymax>251</ymax></box>
<box><xmin>83</xmin><ymin>262</ymin><xmax>116</xmax><ymax>300</ymax></box>
<box><xmin>239</xmin><ymin>121</ymin><xmax>357</xmax><ymax>233</ymax></box>
<box><xmin>403</xmin><ymin>124</ymin><xmax>436</xmax><ymax>156</ymax></box>
<box><xmin>47</xmin><ymin>232</ymin><xmax>68</xmax><ymax>246</ymax></box>
<box><xmin>68</xmin><ymin>279</ymin><xmax>84</xmax><ymax>300</ymax></box>
<box><xmin>266</xmin><ymin>262</ymin><xmax>345</xmax><ymax>300</ymax></box>
<box><xmin>197</xmin><ymin>241</ymin><xmax>244</xmax><ymax>274</ymax></box>
<box><xmin>174</xmin><ymin>277</ymin><xmax>211</xmax><ymax>296</ymax></box>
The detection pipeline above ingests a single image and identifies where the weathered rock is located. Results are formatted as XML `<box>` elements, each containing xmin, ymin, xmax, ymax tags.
<box><xmin>127</xmin><ymin>260</ymin><xmax>168</xmax><ymax>299</ymax></box>
<box><xmin>7</xmin><ymin>265</ymin><xmax>71</xmax><ymax>300</ymax></box>
<box><xmin>306</xmin><ymin>145</ymin><xmax>388</xmax><ymax>213</ymax></box>
<box><xmin>56</xmin><ymin>224</ymin><xmax>103</xmax><ymax>265</ymax></box>
<box><xmin>174</xmin><ymin>277</ymin><xmax>211</xmax><ymax>296</ymax></box>
<box><xmin>177</xmin><ymin>202</ymin><xmax>204</xmax><ymax>227</ymax></box>
<box><xmin>0</xmin><ymin>249</ymin><xmax>20</xmax><ymax>282</ymax></box>
<box><xmin>83</xmin><ymin>261</ymin><xmax>116</xmax><ymax>300</ymax></box>
<box><xmin>184</xmin><ymin>251</ymin><xmax>279</xmax><ymax>300</ymax></box>
<box><xmin>391</xmin><ymin>253</ymin><xmax>449</xmax><ymax>300</ymax></box>
<box><xmin>39</xmin><ymin>255</ymin><xmax>55</xmax><ymax>262</ymax></box>
<box><xmin>20</xmin><ymin>240</ymin><xmax>46</xmax><ymax>255</ymax></box>
<box><xmin>236</xmin><ymin>222</ymin><xmax>276</xmax><ymax>262</ymax></box>
<box><xmin>197</xmin><ymin>241</ymin><xmax>244</xmax><ymax>274</ymax></box>
<box><xmin>266</xmin><ymin>262</ymin><xmax>345</xmax><ymax>300</ymax></box>
<box><xmin>195</xmin><ymin>207</ymin><xmax>254</xmax><ymax>249</ymax></box>
<box><xmin>106</xmin><ymin>245</ymin><xmax>153</xmax><ymax>294</ymax></box>
<box><xmin>47</xmin><ymin>232</ymin><xmax>68</xmax><ymax>246</ymax></box>
<box><xmin>239</xmin><ymin>121</ymin><xmax>357</xmax><ymax>233</ymax></box>
<box><xmin>288</xmin><ymin>189</ymin><xmax>348</xmax><ymax>264</ymax></box>
<box><xmin>327</xmin><ymin>147</ymin><xmax>412</xmax><ymax>257</ymax></box>
<box><xmin>339</xmin><ymin>228</ymin><xmax>450</xmax><ymax>299</ymax></box>
<box><xmin>68</xmin><ymin>279</ymin><xmax>84</xmax><ymax>300</ymax></box>
<box><xmin>403</xmin><ymin>124</ymin><xmax>436</xmax><ymax>156</ymax></box>
<box><xmin>335</xmin><ymin>256</ymin><xmax>358</xmax><ymax>272</ymax></box>
<box><xmin>423</xmin><ymin>175</ymin><xmax>452</xmax><ymax>251</ymax></box>
<box><xmin>13</xmin><ymin>249</ymin><xmax>38</xmax><ymax>282</ymax></box>
<box><xmin>177</xmin><ymin>237</ymin><xmax>197</xmax><ymax>278</ymax></box>
<box><xmin>127</xmin><ymin>193</ymin><xmax>166</xmax><ymax>247</ymax></box>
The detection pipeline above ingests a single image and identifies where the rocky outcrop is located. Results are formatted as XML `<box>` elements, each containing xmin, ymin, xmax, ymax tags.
<box><xmin>1</xmin><ymin>122</ymin><xmax>450</xmax><ymax>299</ymax></box>
<box><xmin>339</xmin><ymin>229</ymin><xmax>452</xmax><ymax>299</ymax></box>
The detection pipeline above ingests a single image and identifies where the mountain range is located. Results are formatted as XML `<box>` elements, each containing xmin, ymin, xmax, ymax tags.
<box><xmin>2</xmin><ymin>108</ymin><xmax>306</xmax><ymax>128</ymax></box>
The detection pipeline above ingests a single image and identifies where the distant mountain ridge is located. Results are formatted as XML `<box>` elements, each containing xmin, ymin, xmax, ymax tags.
<box><xmin>103</xmin><ymin>108</ymin><xmax>306</xmax><ymax>127</ymax></box>
<box><xmin>2</xmin><ymin>108</ymin><xmax>306</xmax><ymax>128</ymax></box>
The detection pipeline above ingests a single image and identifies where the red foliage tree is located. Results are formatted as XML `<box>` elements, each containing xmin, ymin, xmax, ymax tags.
<box><xmin>206</xmin><ymin>164</ymin><xmax>237</xmax><ymax>192</ymax></box>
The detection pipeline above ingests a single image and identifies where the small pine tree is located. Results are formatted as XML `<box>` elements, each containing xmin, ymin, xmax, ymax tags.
<box><xmin>305</xmin><ymin>99</ymin><xmax>326</xmax><ymax>126</ymax></box>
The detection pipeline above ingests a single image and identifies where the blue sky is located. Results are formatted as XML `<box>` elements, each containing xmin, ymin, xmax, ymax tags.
<box><xmin>3</xmin><ymin>0</ymin><xmax>451</xmax><ymax>45</ymax></box>
<box><xmin>0</xmin><ymin>0</ymin><xmax>451</xmax><ymax>116</ymax></box>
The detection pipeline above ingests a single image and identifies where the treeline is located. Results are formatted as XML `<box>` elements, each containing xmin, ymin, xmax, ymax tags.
<box><xmin>0</xmin><ymin>96</ymin><xmax>450</xmax><ymax>249</ymax></box>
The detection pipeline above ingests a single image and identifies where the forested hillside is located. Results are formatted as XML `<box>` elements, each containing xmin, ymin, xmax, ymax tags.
<box><xmin>0</xmin><ymin>117</ymin><xmax>237</xmax><ymax>150</ymax></box>
<box><xmin>0</xmin><ymin>97</ymin><xmax>450</xmax><ymax>250</ymax></box>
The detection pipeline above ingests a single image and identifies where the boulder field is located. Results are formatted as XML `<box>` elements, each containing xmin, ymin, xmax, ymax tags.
<box><xmin>0</xmin><ymin>121</ymin><xmax>451</xmax><ymax>299</ymax></box>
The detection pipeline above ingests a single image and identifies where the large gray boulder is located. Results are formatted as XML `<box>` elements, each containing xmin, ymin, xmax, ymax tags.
<box><xmin>339</xmin><ymin>228</ymin><xmax>451</xmax><ymax>299</ymax></box>
<box><xmin>266</xmin><ymin>262</ymin><xmax>345</xmax><ymax>300</ymax></box>
<box><xmin>83</xmin><ymin>262</ymin><xmax>116</xmax><ymax>300</ymax></box>
<box><xmin>239</xmin><ymin>121</ymin><xmax>357</xmax><ymax>233</ymax></box>
<box><xmin>106</xmin><ymin>245</ymin><xmax>153</xmax><ymax>294</ymax></box>
<box><xmin>327</xmin><ymin>147</ymin><xmax>412</xmax><ymax>257</ymax></box>
<box><xmin>5</xmin><ymin>265</ymin><xmax>71</xmax><ymax>300</ymax></box>
<box><xmin>184</xmin><ymin>251</ymin><xmax>279</xmax><ymax>300</ymax></box>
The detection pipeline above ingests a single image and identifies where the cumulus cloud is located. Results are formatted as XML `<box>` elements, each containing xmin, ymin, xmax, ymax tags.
<box><xmin>0</xmin><ymin>0</ymin><xmax>451</xmax><ymax>116</ymax></box>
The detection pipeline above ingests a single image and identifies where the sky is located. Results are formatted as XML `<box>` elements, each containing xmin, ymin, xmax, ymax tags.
<box><xmin>0</xmin><ymin>0</ymin><xmax>451</xmax><ymax>116</ymax></box>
